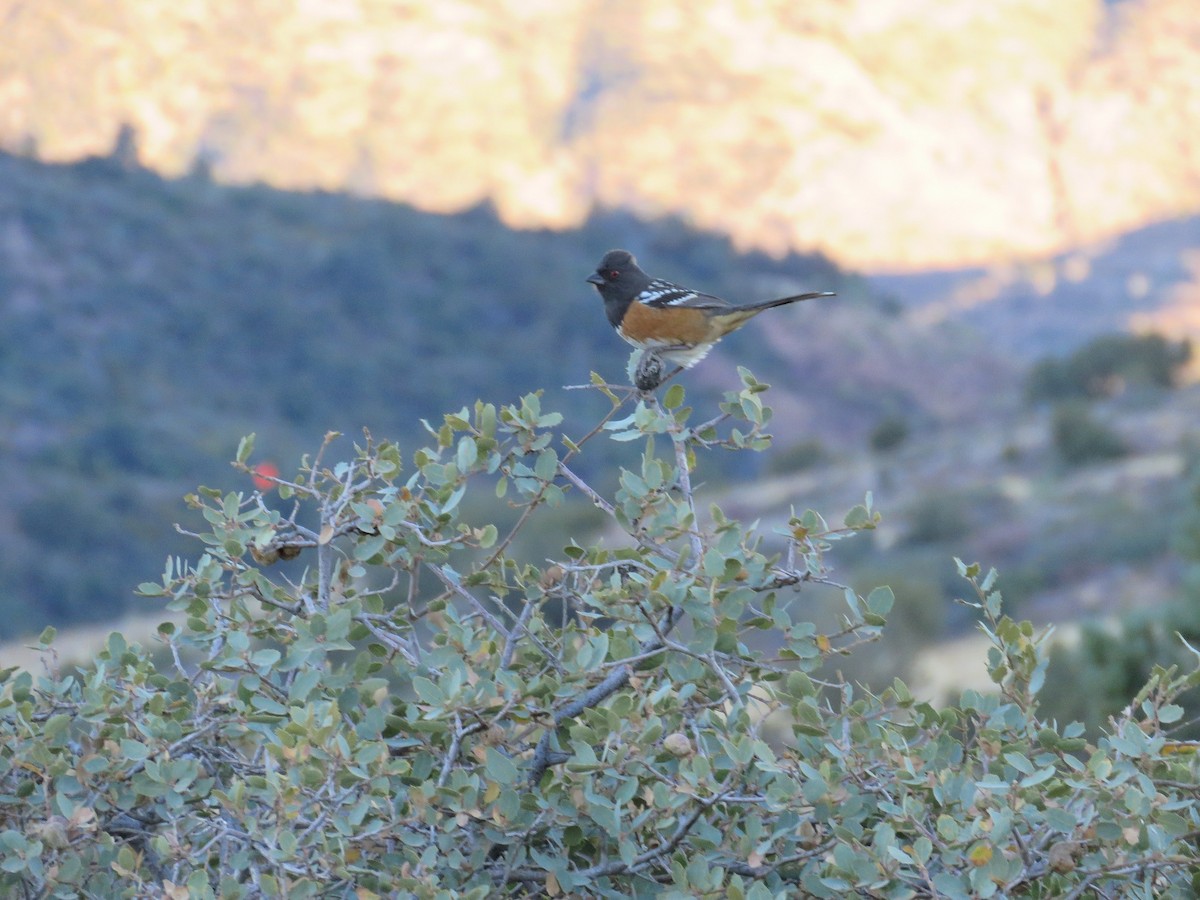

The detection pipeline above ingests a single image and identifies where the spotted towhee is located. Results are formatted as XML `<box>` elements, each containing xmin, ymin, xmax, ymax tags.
<box><xmin>586</xmin><ymin>249</ymin><xmax>834</xmax><ymax>388</ymax></box>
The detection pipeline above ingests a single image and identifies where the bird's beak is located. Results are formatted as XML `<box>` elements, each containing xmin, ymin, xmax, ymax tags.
<box><xmin>585</xmin><ymin>273</ymin><xmax>605</xmax><ymax>286</ymax></box>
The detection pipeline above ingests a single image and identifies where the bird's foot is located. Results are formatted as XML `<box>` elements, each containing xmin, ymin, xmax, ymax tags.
<box><xmin>631</xmin><ymin>350</ymin><xmax>685</xmax><ymax>392</ymax></box>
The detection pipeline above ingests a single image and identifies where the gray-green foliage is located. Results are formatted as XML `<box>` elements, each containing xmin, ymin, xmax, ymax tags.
<box><xmin>1027</xmin><ymin>332</ymin><xmax>1191</xmax><ymax>403</ymax></box>
<box><xmin>1</xmin><ymin>371</ymin><xmax>1199</xmax><ymax>897</ymax></box>
<box><xmin>1051</xmin><ymin>402</ymin><xmax>1128</xmax><ymax>467</ymax></box>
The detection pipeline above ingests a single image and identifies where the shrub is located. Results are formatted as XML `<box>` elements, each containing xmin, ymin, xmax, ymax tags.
<box><xmin>1051</xmin><ymin>402</ymin><xmax>1127</xmax><ymax>466</ymax></box>
<box><xmin>1027</xmin><ymin>332</ymin><xmax>1191</xmax><ymax>403</ymax></box>
<box><xmin>1040</xmin><ymin>601</ymin><xmax>1200</xmax><ymax>737</ymax></box>
<box><xmin>1043</xmin><ymin>470</ymin><xmax>1200</xmax><ymax>735</ymax></box>
<box><xmin>0</xmin><ymin>373</ymin><xmax>1198</xmax><ymax>896</ymax></box>
<box><xmin>869</xmin><ymin>415</ymin><xmax>909</xmax><ymax>452</ymax></box>
<box><xmin>765</xmin><ymin>438</ymin><xmax>826</xmax><ymax>474</ymax></box>
<box><xmin>902</xmin><ymin>489</ymin><xmax>975</xmax><ymax>545</ymax></box>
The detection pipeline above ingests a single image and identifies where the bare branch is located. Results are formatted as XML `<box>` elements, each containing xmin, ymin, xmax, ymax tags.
<box><xmin>436</xmin><ymin>714</ymin><xmax>464</xmax><ymax>789</ymax></box>
<box><xmin>500</xmin><ymin>600</ymin><xmax>537</xmax><ymax>669</ymax></box>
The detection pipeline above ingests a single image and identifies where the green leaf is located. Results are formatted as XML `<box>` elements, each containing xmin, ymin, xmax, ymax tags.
<box><xmin>441</xmin><ymin>484</ymin><xmax>466</xmax><ymax>515</ymax></box>
<box><xmin>936</xmin><ymin>815</ymin><xmax>960</xmax><ymax>841</ymax></box>
<box><xmin>588</xmin><ymin>799</ymin><xmax>621</xmax><ymax>837</ymax></box>
<box><xmin>534</xmin><ymin>449</ymin><xmax>559</xmax><ymax>482</ymax></box>
<box><xmin>577</xmin><ymin>633</ymin><xmax>610</xmax><ymax>670</ymax></box>
<box><xmin>251</xmin><ymin>695</ymin><xmax>287</xmax><ymax>716</ymax></box>
<box><xmin>866</xmin><ymin>586</ymin><xmax>894</xmax><ymax>616</ymax></box>
<box><xmin>250</xmin><ymin>648</ymin><xmax>281</xmax><ymax>669</ymax></box>
<box><xmin>621</xmin><ymin>470</ymin><xmax>648</xmax><ymax>498</ymax></box>
<box><xmin>980</xmin><ymin>567</ymin><xmax>998</xmax><ymax>591</ymax></box>
<box><xmin>887</xmin><ymin>845</ymin><xmax>915</xmax><ymax>865</ymax></box>
<box><xmin>187</xmin><ymin>871</ymin><xmax>210</xmax><ymax>895</ymax></box>
<box><xmin>120</xmin><ymin>739</ymin><xmax>150</xmax><ymax>762</ymax></box>
<box><xmin>43</xmin><ymin>714</ymin><xmax>71</xmax><ymax>745</ymax></box>
<box><xmin>609</xmin><ymin>429</ymin><xmax>644</xmax><ymax>442</ymax></box>
<box><xmin>478</xmin><ymin>524</ymin><xmax>498</xmax><ymax>548</ymax></box>
<box><xmin>485</xmin><ymin>747</ymin><xmax>519</xmax><ymax>785</ymax></box>
<box><xmin>412</xmin><ymin>676</ymin><xmax>446</xmax><ymax>705</ymax></box>
<box><xmin>1019</xmin><ymin>766</ymin><xmax>1055</xmax><ymax>788</ymax></box>
<box><xmin>786</xmin><ymin>671</ymin><xmax>815</xmax><ymax>698</ymax></box>
<box><xmin>1159</xmin><ymin>703</ymin><xmax>1184</xmax><ymax>724</ymax></box>
<box><xmin>1005</xmin><ymin>751</ymin><xmax>1033</xmax><ymax>775</ymax></box>
<box><xmin>1043</xmin><ymin>807</ymin><xmax>1077</xmax><ymax>833</ymax></box>
<box><xmin>236</xmin><ymin>433</ymin><xmax>256</xmax><ymax>464</ymax></box>
<box><xmin>662</xmin><ymin>383</ymin><xmax>685</xmax><ymax>410</ymax></box>
<box><xmin>456</xmin><ymin>436</ymin><xmax>478</xmax><ymax>472</ymax></box>
<box><xmin>478</xmin><ymin>402</ymin><xmax>497</xmax><ymax>438</ymax></box>
<box><xmin>843</xmin><ymin>505</ymin><xmax>873</xmax><ymax>529</ymax></box>
<box><xmin>736</xmin><ymin>366</ymin><xmax>758</xmax><ymax>388</ymax></box>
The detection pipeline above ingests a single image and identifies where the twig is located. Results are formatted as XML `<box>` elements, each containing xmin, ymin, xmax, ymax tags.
<box><xmin>425</xmin><ymin>564</ymin><xmax>510</xmax><ymax>639</ymax></box>
<box><xmin>356</xmin><ymin>613</ymin><xmax>421</xmax><ymax>667</ymax></box>
<box><xmin>436</xmin><ymin>714</ymin><xmax>464</xmax><ymax>788</ymax></box>
<box><xmin>558</xmin><ymin>462</ymin><xmax>616</xmax><ymax>515</ymax></box>
<box><xmin>651</xmin><ymin>394</ymin><xmax>704</xmax><ymax>570</ymax></box>
<box><xmin>706</xmin><ymin>652</ymin><xmax>744</xmax><ymax>710</ymax></box>
<box><xmin>500</xmin><ymin>600</ymin><xmax>537</xmax><ymax>669</ymax></box>
<box><xmin>565</xmin><ymin>783</ymin><xmax>735</xmax><ymax>881</ymax></box>
<box><xmin>426</xmin><ymin>564</ymin><xmax>564</xmax><ymax>674</ymax></box>
<box><xmin>476</xmin><ymin>395</ymin><xmax>630</xmax><ymax>575</ymax></box>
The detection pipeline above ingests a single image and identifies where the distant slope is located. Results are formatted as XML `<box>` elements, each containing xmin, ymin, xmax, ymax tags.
<box><xmin>0</xmin><ymin>152</ymin><xmax>1011</xmax><ymax>638</ymax></box>
<box><xmin>873</xmin><ymin>215</ymin><xmax>1200</xmax><ymax>363</ymax></box>
<box><xmin>0</xmin><ymin>0</ymin><xmax>1197</xmax><ymax>269</ymax></box>
<box><xmin>712</xmin><ymin>376</ymin><xmax>1200</xmax><ymax>693</ymax></box>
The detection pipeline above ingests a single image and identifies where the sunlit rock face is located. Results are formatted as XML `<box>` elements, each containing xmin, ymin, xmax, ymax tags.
<box><xmin>0</xmin><ymin>0</ymin><xmax>1197</xmax><ymax>270</ymax></box>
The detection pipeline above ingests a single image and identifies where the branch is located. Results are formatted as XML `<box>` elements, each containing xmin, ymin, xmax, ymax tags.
<box><xmin>526</xmin><ymin>579</ymin><xmax>696</xmax><ymax>787</ymax></box>
<box><xmin>427</xmin><ymin>563</ymin><xmax>565</xmax><ymax>675</ymax></box>
<box><xmin>500</xmin><ymin>599</ymin><xmax>537</xmax><ymax>669</ymax></box>
<box><xmin>577</xmin><ymin>797</ymin><xmax>709</xmax><ymax>879</ymax></box>
<box><xmin>355</xmin><ymin>612</ymin><xmax>421</xmax><ymax>667</ymax></box>
<box><xmin>527</xmin><ymin>663</ymin><xmax>634</xmax><ymax>787</ymax></box>
<box><xmin>436</xmin><ymin>714</ymin><xmax>464</xmax><ymax>789</ymax></box>
<box><xmin>426</xmin><ymin>564</ymin><xmax>510</xmax><ymax>639</ymax></box>
<box><xmin>706</xmin><ymin>652</ymin><xmax>744</xmax><ymax>710</ymax></box>
<box><xmin>558</xmin><ymin>461</ymin><xmax>616</xmax><ymax>516</ymax></box>
<box><xmin>478</xmin><ymin>389</ymin><xmax>633</xmax><ymax>574</ymax></box>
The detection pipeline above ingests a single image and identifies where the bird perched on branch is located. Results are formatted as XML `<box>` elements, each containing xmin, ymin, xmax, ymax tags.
<box><xmin>586</xmin><ymin>249</ymin><xmax>834</xmax><ymax>389</ymax></box>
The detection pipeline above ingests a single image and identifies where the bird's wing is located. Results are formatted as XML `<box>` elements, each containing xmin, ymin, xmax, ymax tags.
<box><xmin>637</xmin><ymin>279</ymin><xmax>733</xmax><ymax>311</ymax></box>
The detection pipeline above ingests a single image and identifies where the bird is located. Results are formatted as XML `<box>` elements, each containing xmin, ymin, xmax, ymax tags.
<box><xmin>586</xmin><ymin>249</ymin><xmax>834</xmax><ymax>387</ymax></box>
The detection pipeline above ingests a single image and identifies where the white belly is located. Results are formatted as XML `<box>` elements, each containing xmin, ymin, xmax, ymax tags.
<box><xmin>621</xmin><ymin>333</ymin><xmax>714</xmax><ymax>368</ymax></box>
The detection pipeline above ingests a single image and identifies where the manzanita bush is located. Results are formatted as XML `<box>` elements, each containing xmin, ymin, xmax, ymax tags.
<box><xmin>1</xmin><ymin>370</ymin><xmax>1199</xmax><ymax>898</ymax></box>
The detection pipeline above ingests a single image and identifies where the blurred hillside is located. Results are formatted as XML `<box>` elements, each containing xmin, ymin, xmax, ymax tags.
<box><xmin>876</xmin><ymin>215</ymin><xmax>1200</xmax><ymax>362</ymax></box>
<box><xmin>0</xmin><ymin>0</ymin><xmax>1197</xmax><ymax>270</ymax></box>
<box><xmin>0</xmin><ymin>150</ymin><xmax>1004</xmax><ymax>638</ymax></box>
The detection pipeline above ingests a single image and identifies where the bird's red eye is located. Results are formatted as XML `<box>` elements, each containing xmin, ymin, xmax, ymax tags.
<box><xmin>607</xmin><ymin>270</ymin><xmax>620</xmax><ymax>280</ymax></box>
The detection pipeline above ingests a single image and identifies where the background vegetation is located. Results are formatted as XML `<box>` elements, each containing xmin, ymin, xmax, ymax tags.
<box><xmin>3</xmin><ymin>149</ymin><xmax>1200</xmax><ymax>753</ymax></box>
<box><xmin>3</xmin><ymin>380</ymin><xmax>1199</xmax><ymax>896</ymax></box>
<box><xmin>0</xmin><ymin>149</ymin><xmax>855</xmax><ymax>637</ymax></box>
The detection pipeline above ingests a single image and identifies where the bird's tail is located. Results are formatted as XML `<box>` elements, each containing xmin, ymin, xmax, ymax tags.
<box><xmin>740</xmin><ymin>291</ymin><xmax>835</xmax><ymax>313</ymax></box>
<box><xmin>708</xmin><ymin>291</ymin><xmax>835</xmax><ymax>336</ymax></box>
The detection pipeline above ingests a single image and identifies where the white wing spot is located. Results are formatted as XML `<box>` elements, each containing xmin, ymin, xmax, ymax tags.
<box><xmin>639</xmin><ymin>280</ymin><xmax>699</xmax><ymax>307</ymax></box>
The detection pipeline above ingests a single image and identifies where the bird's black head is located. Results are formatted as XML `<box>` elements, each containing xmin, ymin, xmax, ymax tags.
<box><xmin>586</xmin><ymin>249</ymin><xmax>650</xmax><ymax>307</ymax></box>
